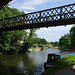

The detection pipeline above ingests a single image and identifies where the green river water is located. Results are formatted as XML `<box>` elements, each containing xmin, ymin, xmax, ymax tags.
<box><xmin>0</xmin><ymin>48</ymin><xmax>62</xmax><ymax>75</ymax></box>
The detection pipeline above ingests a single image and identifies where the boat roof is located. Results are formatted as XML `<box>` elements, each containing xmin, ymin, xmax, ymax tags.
<box><xmin>48</xmin><ymin>51</ymin><xmax>75</xmax><ymax>56</ymax></box>
<box><xmin>48</xmin><ymin>53</ymin><xmax>60</xmax><ymax>56</ymax></box>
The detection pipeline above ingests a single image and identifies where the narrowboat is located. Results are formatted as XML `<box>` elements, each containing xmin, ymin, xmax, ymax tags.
<box><xmin>44</xmin><ymin>52</ymin><xmax>75</xmax><ymax>70</ymax></box>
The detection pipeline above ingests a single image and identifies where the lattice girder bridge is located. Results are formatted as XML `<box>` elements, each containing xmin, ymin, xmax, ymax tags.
<box><xmin>0</xmin><ymin>3</ymin><xmax>75</xmax><ymax>31</ymax></box>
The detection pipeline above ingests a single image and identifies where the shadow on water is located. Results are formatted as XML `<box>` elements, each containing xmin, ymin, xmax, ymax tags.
<box><xmin>0</xmin><ymin>48</ymin><xmax>62</xmax><ymax>75</ymax></box>
<box><xmin>0</xmin><ymin>54</ymin><xmax>42</xmax><ymax>75</ymax></box>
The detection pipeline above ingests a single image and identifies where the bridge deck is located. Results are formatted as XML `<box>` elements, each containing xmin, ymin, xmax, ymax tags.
<box><xmin>0</xmin><ymin>3</ymin><xmax>75</xmax><ymax>31</ymax></box>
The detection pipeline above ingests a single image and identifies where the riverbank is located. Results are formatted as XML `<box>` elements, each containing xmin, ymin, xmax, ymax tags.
<box><xmin>51</xmin><ymin>65</ymin><xmax>75</xmax><ymax>75</ymax></box>
<box><xmin>42</xmin><ymin>65</ymin><xmax>75</xmax><ymax>75</ymax></box>
<box><xmin>58</xmin><ymin>47</ymin><xmax>71</xmax><ymax>51</ymax></box>
<box><xmin>28</xmin><ymin>46</ymin><xmax>51</xmax><ymax>52</ymax></box>
<box><xmin>41</xmin><ymin>55</ymin><xmax>75</xmax><ymax>75</ymax></box>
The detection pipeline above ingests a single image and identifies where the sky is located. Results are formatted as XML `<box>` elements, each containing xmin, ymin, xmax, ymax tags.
<box><xmin>9</xmin><ymin>0</ymin><xmax>75</xmax><ymax>42</ymax></box>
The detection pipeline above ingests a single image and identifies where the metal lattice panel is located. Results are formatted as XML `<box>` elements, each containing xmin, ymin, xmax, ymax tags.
<box><xmin>0</xmin><ymin>3</ymin><xmax>75</xmax><ymax>30</ymax></box>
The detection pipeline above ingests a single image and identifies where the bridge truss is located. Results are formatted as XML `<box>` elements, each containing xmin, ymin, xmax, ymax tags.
<box><xmin>0</xmin><ymin>3</ymin><xmax>75</xmax><ymax>31</ymax></box>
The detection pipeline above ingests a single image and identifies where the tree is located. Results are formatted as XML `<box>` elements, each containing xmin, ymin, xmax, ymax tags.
<box><xmin>0</xmin><ymin>4</ymin><xmax>25</xmax><ymax>19</ymax></box>
<box><xmin>35</xmin><ymin>38</ymin><xmax>48</xmax><ymax>44</ymax></box>
<box><xmin>50</xmin><ymin>41</ymin><xmax>59</xmax><ymax>47</ymax></box>
<box><xmin>21</xmin><ymin>29</ymin><xmax>38</xmax><ymax>53</ymax></box>
<box><xmin>10</xmin><ymin>30</ymin><xmax>27</xmax><ymax>45</ymax></box>
<box><xmin>40</xmin><ymin>38</ymin><xmax>48</xmax><ymax>44</ymax></box>
<box><xmin>54</xmin><ymin>41</ymin><xmax>59</xmax><ymax>47</ymax></box>
<box><xmin>0</xmin><ymin>31</ymin><xmax>12</xmax><ymax>52</ymax></box>
<box><xmin>28</xmin><ymin>29</ymin><xmax>38</xmax><ymax>38</ymax></box>
<box><xmin>0</xmin><ymin>30</ymin><xmax>27</xmax><ymax>54</ymax></box>
<box><xmin>59</xmin><ymin>33</ymin><xmax>71</xmax><ymax>50</ymax></box>
<box><xmin>0</xmin><ymin>4</ymin><xmax>27</xmax><ymax>54</ymax></box>
<box><xmin>21</xmin><ymin>38</ymin><xmax>33</xmax><ymax>53</ymax></box>
<box><xmin>70</xmin><ymin>25</ymin><xmax>75</xmax><ymax>50</ymax></box>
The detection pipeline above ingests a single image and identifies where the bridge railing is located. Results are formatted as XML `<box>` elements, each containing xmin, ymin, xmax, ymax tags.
<box><xmin>0</xmin><ymin>3</ymin><xmax>75</xmax><ymax>28</ymax></box>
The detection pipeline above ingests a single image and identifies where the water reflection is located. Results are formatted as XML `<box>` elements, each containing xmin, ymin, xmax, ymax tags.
<box><xmin>0</xmin><ymin>48</ymin><xmax>62</xmax><ymax>75</ymax></box>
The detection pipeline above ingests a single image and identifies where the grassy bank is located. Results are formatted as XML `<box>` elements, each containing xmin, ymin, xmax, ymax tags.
<box><xmin>58</xmin><ymin>47</ymin><xmax>70</xmax><ymax>51</ymax></box>
<box><xmin>41</xmin><ymin>55</ymin><xmax>75</xmax><ymax>75</ymax></box>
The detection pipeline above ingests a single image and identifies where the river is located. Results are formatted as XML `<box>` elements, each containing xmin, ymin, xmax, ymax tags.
<box><xmin>0</xmin><ymin>48</ymin><xmax>62</xmax><ymax>75</ymax></box>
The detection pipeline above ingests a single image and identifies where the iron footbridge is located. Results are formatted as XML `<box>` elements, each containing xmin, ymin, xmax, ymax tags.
<box><xmin>0</xmin><ymin>3</ymin><xmax>75</xmax><ymax>31</ymax></box>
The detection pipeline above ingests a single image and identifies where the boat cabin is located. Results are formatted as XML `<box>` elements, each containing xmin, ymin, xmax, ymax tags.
<box><xmin>44</xmin><ymin>53</ymin><xmax>60</xmax><ymax>70</ymax></box>
<box><xmin>47</xmin><ymin>53</ymin><xmax>60</xmax><ymax>63</ymax></box>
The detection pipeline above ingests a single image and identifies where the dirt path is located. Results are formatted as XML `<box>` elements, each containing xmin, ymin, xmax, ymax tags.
<box><xmin>51</xmin><ymin>65</ymin><xmax>75</xmax><ymax>75</ymax></box>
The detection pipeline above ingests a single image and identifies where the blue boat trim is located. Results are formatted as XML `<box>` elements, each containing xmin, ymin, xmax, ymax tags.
<box><xmin>61</xmin><ymin>52</ymin><xmax>75</xmax><ymax>58</ymax></box>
